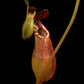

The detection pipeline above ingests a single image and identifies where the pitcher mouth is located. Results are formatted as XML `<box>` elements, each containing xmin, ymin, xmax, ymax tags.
<box><xmin>34</xmin><ymin>20</ymin><xmax>50</xmax><ymax>38</ymax></box>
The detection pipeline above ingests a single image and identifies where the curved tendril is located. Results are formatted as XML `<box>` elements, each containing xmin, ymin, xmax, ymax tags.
<box><xmin>24</xmin><ymin>0</ymin><xmax>29</xmax><ymax>15</ymax></box>
<box><xmin>36</xmin><ymin>0</ymin><xmax>80</xmax><ymax>84</ymax></box>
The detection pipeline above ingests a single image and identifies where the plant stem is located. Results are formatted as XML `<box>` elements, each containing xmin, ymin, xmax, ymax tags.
<box><xmin>36</xmin><ymin>0</ymin><xmax>80</xmax><ymax>84</ymax></box>
<box><xmin>24</xmin><ymin>0</ymin><xmax>29</xmax><ymax>15</ymax></box>
<box><xmin>26</xmin><ymin>5</ymin><xmax>29</xmax><ymax>15</ymax></box>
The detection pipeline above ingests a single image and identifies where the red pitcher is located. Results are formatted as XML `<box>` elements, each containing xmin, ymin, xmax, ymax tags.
<box><xmin>32</xmin><ymin>20</ymin><xmax>56</xmax><ymax>83</ymax></box>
